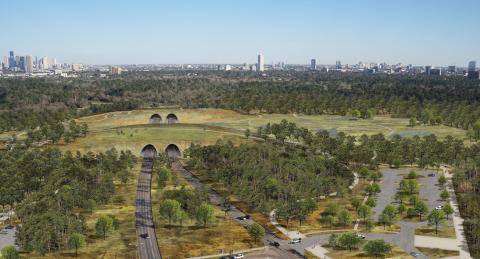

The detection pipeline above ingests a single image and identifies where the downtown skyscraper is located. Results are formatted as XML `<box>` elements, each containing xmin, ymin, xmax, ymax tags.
<box><xmin>257</xmin><ymin>54</ymin><xmax>264</xmax><ymax>72</ymax></box>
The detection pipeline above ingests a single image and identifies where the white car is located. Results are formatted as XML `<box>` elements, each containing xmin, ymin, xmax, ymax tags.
<box><xmin>289</xmin><ymin>238</ymin><xmax>302</xmax><ymax>244</ymax></box>
<box><xmin>357</xmin><ymin>233</ymin><xmax>366</xmax><ymax>239</ymax></box>
<box><xmin>435</xmin><ymin>205</ymin><xmax>443</xmax><ymax>210</ymax></box>
<box><xmin>233</xmin><ymin>253</ymin><xmax>244</xmax><ymax>259</ymax></box>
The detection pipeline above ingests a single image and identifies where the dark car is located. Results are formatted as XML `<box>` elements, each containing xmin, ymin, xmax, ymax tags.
<box><xmin>5</xmin><ymin>225</ymin><xmax>14</xmax><ymax>229</ymax></box>
<box><xmin>269</xmin><ymin>241</ymin><xmax>280</xmax><ymax>247</ymax></box>
<box><xmin>428</xmin><ymin>173</ymin><xmax>435</xmax><ymax>177</ymax></box>
<box><xmin>410</xmin><ymin>251</ymin><xmax>419</xmax><ymax>257</ymax></box>
<box><xmin>139</xmin><ymin>233</ymin><xmax>149</xmax><ymax>239</ymax></box>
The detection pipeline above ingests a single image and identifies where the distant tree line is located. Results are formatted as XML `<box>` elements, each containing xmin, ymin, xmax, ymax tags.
<box><xmin>1</xmin><ymin>73</ymin><xmax>480</xmax><ymax>137</ymax></box>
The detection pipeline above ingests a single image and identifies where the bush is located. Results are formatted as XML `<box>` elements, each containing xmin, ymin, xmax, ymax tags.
<box><xmin>363</xmin><ymin>239</ymin><xmax>392</xmax><ymax>256</ymax></box>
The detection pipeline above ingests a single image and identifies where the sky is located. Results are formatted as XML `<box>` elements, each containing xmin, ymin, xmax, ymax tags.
<box><xmin>1</xmin><ymin>0</ymin><xmax>479</xmax><ymax>66</ymax></box>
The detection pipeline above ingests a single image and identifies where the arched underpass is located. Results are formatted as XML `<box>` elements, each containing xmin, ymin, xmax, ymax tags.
<box><xmin>136</xmin><ymin>144</ymin><xmax>162</xmax><ymax>259</ymax></box>
<box><xmin>140</xmin><ymin>144</ymin><xmax>157</xmax><ymax>158</ymax></box>
<box><xmin>166</xmin><ymin>113</ymin><xmax>178</xmax><ymax>124</ymax></box>
<box><xmin>165</xmin><ymin>144</ymin><xmax>181</xmax><ymax>159</ymax></box>
<box><xmin>149</xmin><ymin>114</ymin><xmax>162</xmax><ymax>124</ymax></box>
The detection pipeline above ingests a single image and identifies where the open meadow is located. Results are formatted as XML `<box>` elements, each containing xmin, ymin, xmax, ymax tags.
<box><xmin>76</xmin><ymin>108</ymin><xmax>468</xmax><ymax>141</ymax></box>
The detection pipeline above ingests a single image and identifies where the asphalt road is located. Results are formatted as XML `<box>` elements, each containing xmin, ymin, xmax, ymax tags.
<box><xmin>136</xmin><ymin>156</ymin><xmax>162</xmax><ymax>259</ymax></box>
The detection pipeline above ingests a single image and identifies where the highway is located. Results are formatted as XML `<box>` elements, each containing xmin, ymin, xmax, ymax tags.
<box><xmin>135</xmin><ymin>151</ymin><xmax>162</xmax><ymax>259</ymax></box>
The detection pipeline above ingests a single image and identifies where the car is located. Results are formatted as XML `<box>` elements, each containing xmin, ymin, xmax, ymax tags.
<box><xmin>357</xmin><ymin>233</ymin><xmax>366</xmax><ymax>239</ymax></box>
<box><xmin>289</xmin><ymin>238</ymin><xmax>302</xmax><ymax>244</ymax></box>
<box><xmin>139</xmin><ymin>233</ymin><xmax>150</xmax><ymax>239</ymax></box>
<box><xmin>269</xmin><ymin>241</ymin><xmax>280</xmax><ymax>247</ymax></box>
<box><xmin>5</xmin><ymin>225</ymin><xmax>14</xmax><ymax>229</ymax></box>
<box><xmin>236</xmin><ymin>215</ymin><xmax>250</xmax><ymax>220</ymax></box>
<box><xmin>410</xmin><ymin>251</ymin><xmax>419</xmax><ymax>257</ymax></box>
<box><xmin>436</xmin><ymin>205</ymin><xmax>444</xmax><ymax>210</ymax></box>
<box><xmin>428</xmin><ymin>173</ymin><xmax>435</xmax><ymax>177</ymax></box>
<box><xmin>233</xmin><ymin>253</ymin><xmax>244</xmax><ymax>259</ymax></box>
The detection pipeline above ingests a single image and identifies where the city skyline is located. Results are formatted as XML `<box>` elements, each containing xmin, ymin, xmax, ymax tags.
<box><xmin>1</xmin><ymin>0</ymin><xmax>480</xmax><ymax>66</ymax></box>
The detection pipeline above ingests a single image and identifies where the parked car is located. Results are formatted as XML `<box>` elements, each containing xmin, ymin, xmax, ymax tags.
<box><xmin>5</xmin><ymin>225</ymin><xmax>14</xmax><ymax>229</ymax></box>
<box><xmin>436</xmin><ymin>205</ymin><xmax>444</xmax><ymax>210</ymax></box>
<box><xmin>269</xmin><ymin>241</ymin><xmax>280</xmax><ymax>247</ymax></box>
<box><xmin>410</xmin><ymin>251</ymin><xmax>419</xmax><ymax>257</ymax></box>
<box><xmin>357</xmin><ymin>233</ymin><xmax>366</xmax><ymax>239</ymax></box>
<box><xmin>289</xmin><ymin>238</ymin><xmax>302</xmax><ymax>244</ymax></box>
<box><xmin>233</xmin><ymin>253</ymin><xmax>244</xmax><ymax>259</ymax></box>
<box><xmin>428</xmin><ymin>173</ymin><xmax>435</xmax><ymax>177</ymax></box>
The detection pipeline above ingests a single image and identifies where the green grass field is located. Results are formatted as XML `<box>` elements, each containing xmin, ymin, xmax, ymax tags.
<box><xmin>76</xmin><ymin>108</ymin><xmax>468</xmax><ymax>140</ymax></box>
<box><xmin>59</xmin><ymin>124</ymin><xmax>251</xmax><ymax>154</ymax></box>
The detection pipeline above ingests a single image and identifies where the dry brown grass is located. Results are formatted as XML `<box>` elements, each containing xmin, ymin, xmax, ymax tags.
<box><xmin>325</xmin><ymin>244</ymin><xmax>412</xmax><ymax>258</ymax></box>
<box><xmin>414</xmin><ymin>226</ymin><xmax>457</xmax><ymax>238</ymax></box>
<box><xmin>151</xmin><ymin>164</ymin><xmax>258</xmax><ymax>258</ymax></box>
<box><xmin>415</xmin><ymin>247</ymin><xmax>459</xmax><ymax>258</ymax></box>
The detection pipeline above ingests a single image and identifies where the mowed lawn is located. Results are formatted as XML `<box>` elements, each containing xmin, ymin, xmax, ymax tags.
<box><xmin>75</xmin><ymin>108</ymin><xmax>468</xmax><ymax>140</ymax></box>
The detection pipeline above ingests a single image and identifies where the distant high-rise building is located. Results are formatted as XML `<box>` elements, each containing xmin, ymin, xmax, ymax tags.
<box><xmin>8</xmin><ymin>51</ymin><xmax>15</xmax><ymax>68</ymax></box>
<box><xmin>310</xmin><ymin>59</ymin><xmax>317</xmax><ymax>70</ymax></box>
<box><xmin>335</xmin><ymin>60</ymin><xmax>342</xmax><ymax>69</ymax></box>
<box><xmin>257</xmin><ymin>54</ymin><xmax>264</xmax><ymax>72</ymax></box>
<box><xmin>468</xmin><ymin>61</ymin><xmax>478</xmax><ymax>80</ymax></box>
<box><xmin>24</xmin><ymin>55</ymin><xmax>33</xmax><ymax>73</ymax></box>
<box><xmin>468</xmin><ymin>61</ymin><xmax>476</xmax><ymax>72</ymax></box>
<box><xmin>18</xmin><ymin>56</ymin><xmax>25</xmax><ymax>71</ymax></box>
<box><xmin>447</xmin><ymin>66</ymin><xmax>456</xmax><ymax>73</ymax></box>
<box><xmin>2</xmin><ymin>56</ymin><xmax>8</xmax><ymax>70</ymax></box>
<box><xmin>40</xmin><ymin>56</ymin><xmax>49</xmax><ymax>70</ymax></box>
<box><xmin>430</xmin><ymin>68</ymin><xmax>441</xmax><ymax>76</ymax></box>
<box><xmin>110</xmin><ymin>66</ymin><xmax>122</xmax><ymax>75</ymax></box>
<box><xmin>425</xmin><ymin>65</ymin><xmax>432</xmax><ymax>75</ymax></box>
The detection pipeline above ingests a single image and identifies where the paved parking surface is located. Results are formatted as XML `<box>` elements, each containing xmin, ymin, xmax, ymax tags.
<box><xmin>0</xmin><ymin>226</ymin><xmax>16</xmax><ymax>251</ymax></box>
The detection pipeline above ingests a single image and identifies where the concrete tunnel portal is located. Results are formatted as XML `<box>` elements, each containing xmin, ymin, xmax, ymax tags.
<box><xmin>165</xmin><ymin>144</ymin><xmax>181</xmax><ymax>159</ymax></box>
<box><xmin>140</xmin><ymin>144</ymin><xmax>181</xmax><ymax>159</ymax></box>
<box><xmin>140</xmin><ymin>144</ymin><xmax>157</xmax><ymax>158</ymax></box>
<box><xmin>149</xmin><ymin>114</ymin><xmax>162</xmax><ymax>124</ymax></box>
<box><xmin>166</xmin><ymin>113</ymin><xmax>178</xmax><ymax>124</ymax></box>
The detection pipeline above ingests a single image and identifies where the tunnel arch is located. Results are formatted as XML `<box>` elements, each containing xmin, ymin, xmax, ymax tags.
<box><xmin>166</xmin><ymin>113</ymin><xmax>178</xmax><ymax>124</ymax></box>
<box><xmin>140</xmin><ymin>144</ymin><xmax>157</xmax><ymax>158</ymax></box>
<box><xmin>165</xmin><ymin>144</ymin><xmax>181</xmax><ymax>159</ymax></box>
<box><xmin>149</xmin><ymin>114</ymin><xmax>162</xmax><ymax>124</ymax></box>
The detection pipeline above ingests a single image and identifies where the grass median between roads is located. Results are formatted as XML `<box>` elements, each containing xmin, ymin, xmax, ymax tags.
<box><xmin>323</xmin><ymin>243</ymin><xmax>410</xmax><ymax>258</ymax></box>
<box><xmin>416</xmin><ymin>247</ymin><xmax>459</xmax><ymax>258</ymax></box>
<box><xmin>152</xmin><ymin>164</ymin><xmax>258</xmax><ymax>258</ymax></box>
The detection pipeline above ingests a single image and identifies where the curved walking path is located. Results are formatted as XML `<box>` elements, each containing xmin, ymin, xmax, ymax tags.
<box><xmin>135</xmin><ymin>156</ymin><xmax>162</xmax><ymax>259</ymax></box>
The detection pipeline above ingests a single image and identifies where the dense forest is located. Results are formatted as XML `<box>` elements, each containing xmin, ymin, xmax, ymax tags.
<box><xmin>0</xmin><ymin>147</ymin><xmax>136</xmax><ymax>255</ymax></box>
<box><xmin>1</xmin><ymin>72</ymin><xmax>480</xmax><ymax>133</ymax></box>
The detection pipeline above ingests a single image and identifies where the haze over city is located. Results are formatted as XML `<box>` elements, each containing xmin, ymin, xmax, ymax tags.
<box><xmin>1</xmin><ymin>0</ymin><xmax>479</xmax><ymax>66</ymax></box>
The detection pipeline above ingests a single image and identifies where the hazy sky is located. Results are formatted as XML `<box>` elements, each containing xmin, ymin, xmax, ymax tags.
<box><xmin>1</xmin><ymin>0</ymin><xmax>479</xmax><ymax>66</ymax></box>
